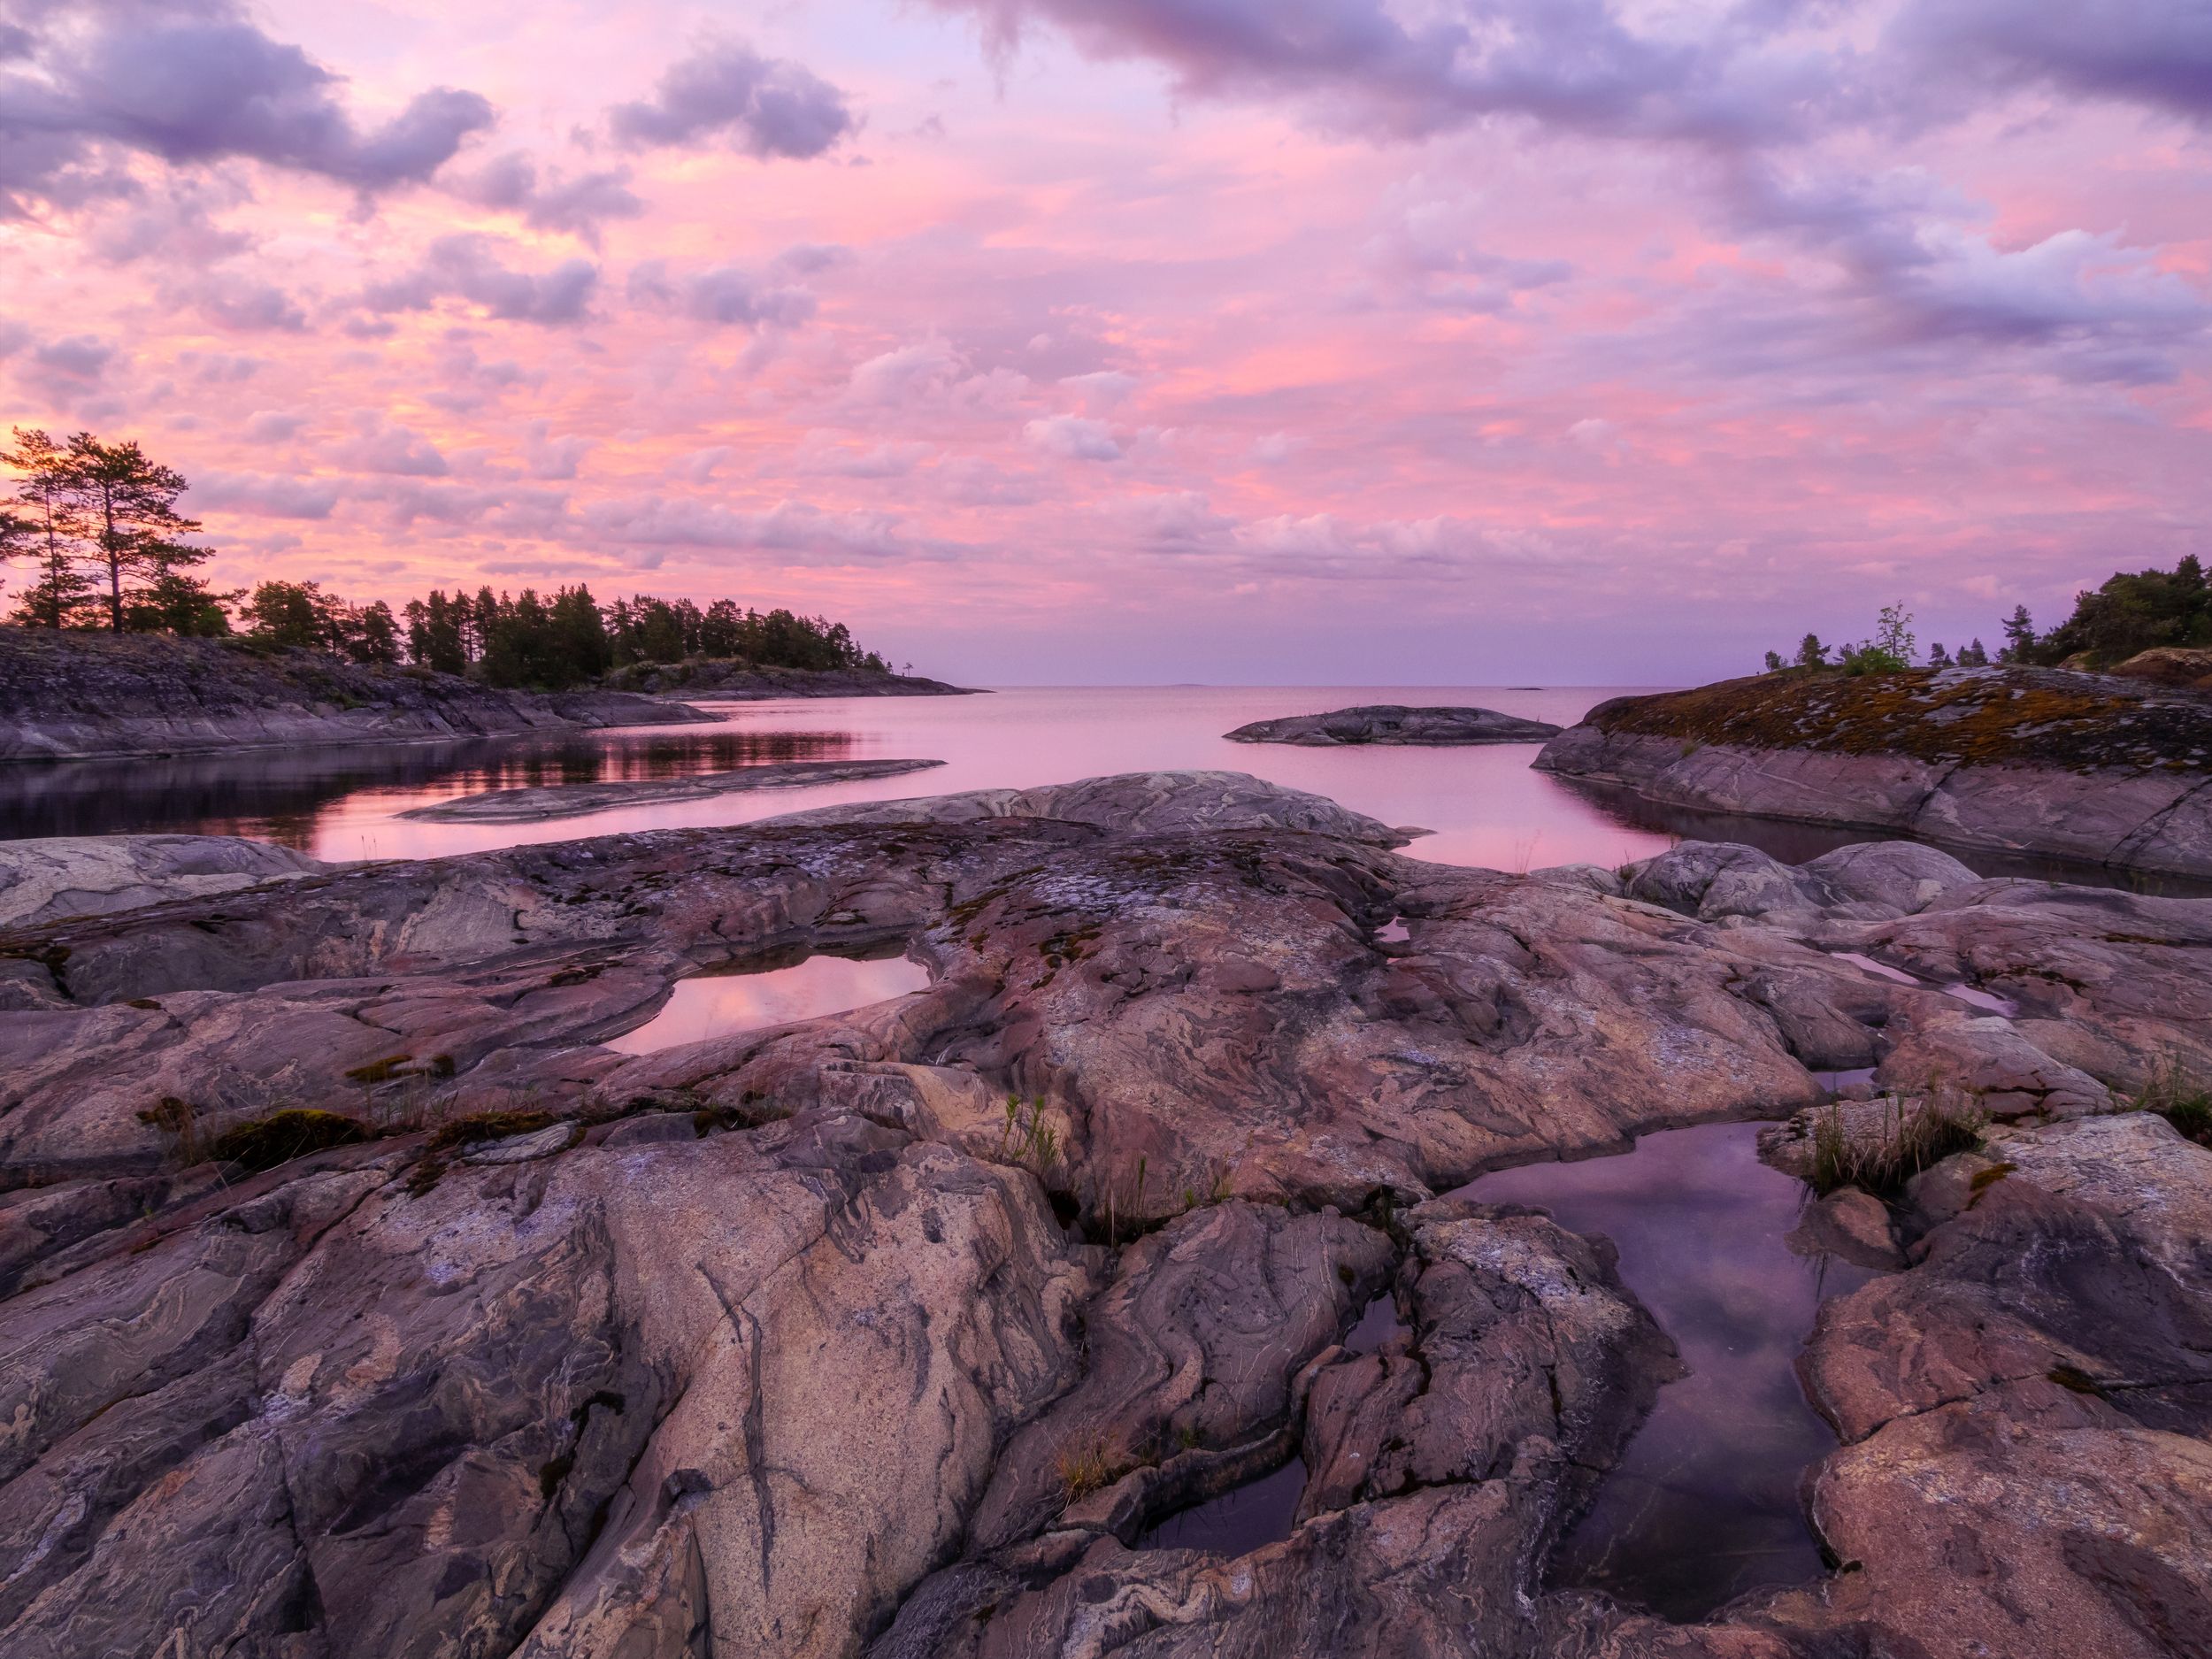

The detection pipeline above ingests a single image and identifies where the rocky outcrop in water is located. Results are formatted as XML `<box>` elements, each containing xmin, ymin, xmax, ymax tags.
<box><xmin>0</xmin><ymin>627</ymin><xmax>715</xmax><ymax>763</ymax></box>
<box><xmin>400</xmin><ymin>758</ymin><xmax>947</xmax><ymax>823</ymax></box>
<box><xmin>2</xmin><ymin>773</ymin><xmax>2209</xmax><ymax>1656</ymax></box>
<box><xmin>1536</xmin><ymin>664</ymin><xmax>2212</xmax><ymax>881</ymax></box>
<box><xmin>604</xmin><ymin>659</ymin><xmax>980</xmax><ymax>700</ymax></box>
<box><xmin>1225</xmin><ymin>704</ymin><xmax>1563</xmax><ymax>745</ymax></box>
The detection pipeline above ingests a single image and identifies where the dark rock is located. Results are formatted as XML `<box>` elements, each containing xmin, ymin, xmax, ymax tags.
<box><xmin>602</xmin><ymin>660</ymin><xmax>980</xmax><ymax>699</ymax></box>
<box><xmin>1225</xmin><ymin>703</ymin><xmax>1563</xmax><ymax>746</ymax></box>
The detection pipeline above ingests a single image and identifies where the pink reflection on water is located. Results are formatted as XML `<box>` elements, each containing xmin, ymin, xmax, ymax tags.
<box><xmin>606</xmin><ymin>953</ymin><xmax>931</xmax><ymax>1054</ymax></box>
<box><xmin>302</xmin><ymin>687</ymin><xmax>1677</xmax><ymax>871</ymax></box>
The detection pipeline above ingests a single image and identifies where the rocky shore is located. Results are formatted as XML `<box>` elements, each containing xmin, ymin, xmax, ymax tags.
<box><xmin>0</xmin><ymin>628</ymin><xmax>716</xmax><ymax>763</ymax></box>
<box><xmin>1537</xmin><ymin>664</ymin><xmax>2212</xmax><ymax>881</ymax></box>
<box><xmin>1225</xmin><ymin>703</ymin><xmax>1563</xmax><ymax>745</ymax></box>
<box><xmin>1</xmin><ymin>771</ymin><xmax>2208</xmax><ymax>1657</ymax></box>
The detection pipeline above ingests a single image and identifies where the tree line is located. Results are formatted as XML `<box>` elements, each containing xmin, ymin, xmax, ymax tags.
<box><xmin>1767</xmin><ymin>557</ymin><xmax>2212</xmax><ymax>677</ymax></box>
<box><xmin>3</xmin><ymin>427</ymin><xmax>891</xmax><ymax>689</ymax></box>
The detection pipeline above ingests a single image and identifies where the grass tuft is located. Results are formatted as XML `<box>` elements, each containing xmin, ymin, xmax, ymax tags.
<box><xmin>209</xmin><ymin>1109</ymin><xmax>366</xmax><ymax>1172</ymax></box>
<box><xmin>1807</xmin><ymin>1092</ymin><xmax>1985</xmax><ymax>1196</ymax></box>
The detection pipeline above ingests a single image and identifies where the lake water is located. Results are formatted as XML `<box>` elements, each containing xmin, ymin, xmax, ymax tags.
<box><xmin>0</xmin><ymin>687</ymin><xmax>1693</xmax><ymax>869</ymax></box>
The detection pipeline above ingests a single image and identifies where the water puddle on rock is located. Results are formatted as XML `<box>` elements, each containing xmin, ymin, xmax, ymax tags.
<box><xmin>1135</xmin><ymin>1457</ymin><xmax>1309</xmax><ymax>1555</ymax></box>
<box><xmin>1454</xmin><ymin>1120</ymin><xmax>1877</xmax><ymax>1622</ymax></box>
<box><xmin>607</xmin><ymin>951</ymin><xmax>929</xmax><ymax>1054</ymax></box>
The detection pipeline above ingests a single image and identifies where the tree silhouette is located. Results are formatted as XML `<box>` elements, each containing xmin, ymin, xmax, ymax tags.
<box><xmin>65</xmin><ymin>434</ymin><xmax>206</xmax><ymax>631</ymax></box>
<box><xmin>2</xmin><ymin>428</ymin><xmax>97</xmax><ymax>628</ymax></box>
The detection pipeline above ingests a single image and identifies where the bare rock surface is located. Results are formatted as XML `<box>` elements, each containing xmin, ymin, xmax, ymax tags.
<box><xmin>399</xmin><ymin>757</ymin><xmax>946</xmax><ymax>823</ymax></box>
<box><xmin>2</xmin><ymin>767</ymin><xmax>2210</xmax><ymax>1656</ymax></box>
<box><xmin>1537</xmin><ymin>664</ymin><xmax>2212</xmax><ymax>879</ymax></box>
<box><xmin>1224</xmin><ymin>704</ymin><xmax>1563</xmax><ymax>746</ymax></box>
<box><xmin>0</xmin><ymin>833</ymin><xmax>326</xmax><ymax>927</ymax></box>
<box><xmin>0</xmin><ymin>626</ymin><xmax>715</xmax><ymax>764</ymax></box>
<box><xmin>759</xmin><ymin>768</ymin><xmax>1417</xmax><ymax>845</ymax></box>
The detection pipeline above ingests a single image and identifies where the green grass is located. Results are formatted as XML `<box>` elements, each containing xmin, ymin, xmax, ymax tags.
<box><xmin>2131</xmin><ymin>1055</ymin><xmax>2212</xmax><ymax>1147</ymax></box>
<box><xmin>1807</xmin><ymin>1093</ymin><xmax>1985</xmax><ymax>1196</ymax></box>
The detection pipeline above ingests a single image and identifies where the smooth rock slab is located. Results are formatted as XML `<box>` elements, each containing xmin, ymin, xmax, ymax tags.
<box><xmin>0</xmin><ymin>833</ymin><xmax>325</xmax><ymax>928</ymax></box>
<box><xmin>1225</xmin><ymin>704</ymin><xmax>1563</xmax><ymax>746</ymax></box>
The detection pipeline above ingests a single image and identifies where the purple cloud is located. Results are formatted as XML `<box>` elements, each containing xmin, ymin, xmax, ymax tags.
<box><xmin>0</xmin><ymin>4</ymin><xmax>493</xmax><ymax>213</ymax></box>
<box><xmin>609</xmin><ymin>40</ymin><xmax>855</xmax><ymax>157</ymax></box>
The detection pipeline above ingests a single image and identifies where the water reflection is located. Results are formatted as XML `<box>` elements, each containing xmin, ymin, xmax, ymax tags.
<box><xmin>607</xmin><ymin>949</ymin><xmax>929</xmax><ymax>1054</ymax></box>
<box><xmin>1455</xmin><ymin>1122</ymin><xmax>1876</xmax><ymax>1622</ymax></box>
<box><xmin>0</xmin><ymin>720</ymin><xmax>849</xmax><ymax>853</ymax></box>
<box><xmin>1135</xmin><ymin>1457</ymin><xmax>1308</xmax><ymax>1555</ymax></box>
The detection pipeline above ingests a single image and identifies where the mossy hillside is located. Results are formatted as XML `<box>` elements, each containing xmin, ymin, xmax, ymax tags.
<box><xmin>1586</xmin><ymin>666</ymin><xmax>2212</xmax><ymax>774</ymax></box>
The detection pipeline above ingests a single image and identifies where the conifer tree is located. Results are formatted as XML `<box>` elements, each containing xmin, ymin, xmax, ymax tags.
<box><xmin>65</xmin><ymin>433</ymin><xmax>204</xmax><ymax>631</ymax></box>
<box><xmin>2</xmin><ymin>427</ymin><xmax>97</xmax><ymax>628</ymax></box>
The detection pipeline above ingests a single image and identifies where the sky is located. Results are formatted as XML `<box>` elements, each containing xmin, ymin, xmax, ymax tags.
<box><xmin>1</xmin><ymin>0</ymin><xmax>2208</xmax><ymax>685</ymax></box>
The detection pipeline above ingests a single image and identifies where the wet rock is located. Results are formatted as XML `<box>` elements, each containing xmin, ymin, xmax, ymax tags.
<box><xmin>1785</xmin><ymin>1187</ymin><xmax>1901</xmax><ymax>1271</ymax></box>
<box><xmin>1224</xmin><ymin>705</ymin><xmax>1563</xmax><ymax>746</ymax></box>
<box><xmin>399</xmin><ymin>757</ymin><xmax>947</xmax><ymax>824</ymax></box>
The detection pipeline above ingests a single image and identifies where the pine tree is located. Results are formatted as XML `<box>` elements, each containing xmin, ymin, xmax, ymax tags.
<box><xmin>351</xmin><ymin>599</ymin><xmax>402</xmax><ymax>664</ymax></box>
<box><xmin>1999</xmin><ymin>605</ymin><xmax>2037</xmax><ymax>664</ymax></box>
<box><xmin>1793</xmin><ymin>633</ymin><xmax>1827</xmax><ymax>669</ymax></box>
<box><xmin>3</xmin><ymin>427</ymin><xmax>97</xmax><ymax>628</ymax></box>
<box><xmin>65</xmin><ymin>434</ymin><xmax>204</xmax><ymax>631</ymax></box>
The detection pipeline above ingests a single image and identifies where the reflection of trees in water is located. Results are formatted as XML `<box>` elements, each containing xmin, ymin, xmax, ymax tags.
<box><xmin>0</xmin><ymin>728</ymin><xmax>856</xmax><ymax>846</ymax></box>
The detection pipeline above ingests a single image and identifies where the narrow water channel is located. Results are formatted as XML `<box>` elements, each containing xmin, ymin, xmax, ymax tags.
<box><xmin>1455</xmin><ymin>1121</ymin><xmax>1877</xmax><ymax>1622</ymax></box>
<box><xmin>607</xmin><ymin>950</ymin><xmax>930</xmax><ymax>1053</ymax></box>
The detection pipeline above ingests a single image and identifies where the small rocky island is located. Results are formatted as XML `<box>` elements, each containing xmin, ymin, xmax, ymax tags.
<box><xmin>1538</xmin><ymin>663</ymin><xmax>2212</xmax><ymax>880</ymax></box>
<box><xmin>1</xmin><ymin>769</ymin><xmax>2207</xmax><ymax>1657</ymax></box>
<box><xmin>1225</xmin><ymin>703</ymin><xmax>1563</xmax><ymax>745</ymax></box>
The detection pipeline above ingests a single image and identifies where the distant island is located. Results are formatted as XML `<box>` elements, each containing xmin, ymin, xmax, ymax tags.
<box><xmin>1226</xmin><ymin>704</ymin><xmax>1563</xmax><ymax>746</ymax></box>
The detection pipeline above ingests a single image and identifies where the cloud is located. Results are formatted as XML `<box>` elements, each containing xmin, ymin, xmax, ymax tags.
<box><xmin>1730</xmin><ymin>161</ymin><xmax>2212</xmax><ymax>383</ymax></box>
<box><xmin>626</xmin><ymin>260</ymin><xmax>818</xmax><ymax>327</ymax></box>
<box><xmin>923</xmin><ymin>0</ymin><xmax>1853</xmax><ymax>147</ymax></box>
<box><xmin>1888</xmin><ymin>0</ymin><xmax>2212</xmax><ymax>125</ymax></box>
<box><xmin>0</xmin><ymin>4</ymin><xmax>494</xmax><ymax>213</ymax></box>
<box><xmin>577</xmin><ymin>495</ymin><xmax>953</xmax><ymax>563</ymax></box>
<box><xmin>609</xmin><ymin>39</ymin><xmax>855</xmax><ymax>157</ymax></box>
<box><xmin>1024</xmin><ymin>413</ymin><xmax>1122</xmax><ymax>460</ymax></box>
<box><xmin>336</xmin><ymin>418</ymin><xmax>449</xmax><ymax>477</ymax></box>
<box><xmin>186</xmin><ymin>469</ymin><xmax>339</xmax><ymax>518</ymax></box>
<box><xmin>31</xmin><ymin>335</ymin><xmax>114</xmax><ymax>380</ymax></box>
<box><xmin>243</xmin><ymin>411</ymin><xmax>304</xmax><ymax>442</ymax></box>
<box><xmin>176</xmin><ymin>273</ymin><xmax>307</xmax><ymax>332</ymax></box>
<box><xmin>362</xmin><ymin>235</ymin><xmax>598</xmax><ymax>326</ymax></box>
<box><xmin>449</xmin><ymin>153</ymin><xmax>645</xmax><ymax>243</ymax></box>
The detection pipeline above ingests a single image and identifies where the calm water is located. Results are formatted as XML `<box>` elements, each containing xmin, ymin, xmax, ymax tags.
<box><xmin>1456</xmin><ymin>1122</ymin><xmax>1875</xmax><ymax>1622</ymax></box>
<box><xmin>1136</xmin><ymin>1457</ymin><xmax>1309</xmax><ymax>1555</ymax></box>
<box><xmin>0</xmin><ymin>687</ymin><xmax>1688</xmax><ymax>869</ymax></box>
<box><xmin>607</xmin><ymin>952</ymin><xmax>931</xmax><ymax>1054</ymax></box>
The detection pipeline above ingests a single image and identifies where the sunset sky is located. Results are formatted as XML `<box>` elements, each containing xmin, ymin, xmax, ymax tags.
<box><xmin>3</xmin><ymin>0</ymin><xmax>2208</xmax><ymax>683</ymax></box>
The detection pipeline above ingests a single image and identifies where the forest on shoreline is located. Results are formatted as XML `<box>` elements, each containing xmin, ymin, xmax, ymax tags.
<box><xmin>1</xmin><ymin>427</ymin><xmax>893</xmax><ymax>690</ymax></box>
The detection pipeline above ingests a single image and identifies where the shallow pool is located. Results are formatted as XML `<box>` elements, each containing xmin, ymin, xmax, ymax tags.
<box><xmin>607</xmin><ymin>951</ymin><xmax>930</xmax><ymax>1053</ymax></box>
<box><xmin>1455</xmin><ymin>1121</ymin><xmax>1876</xmax><ymax>1622</ymax></box>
